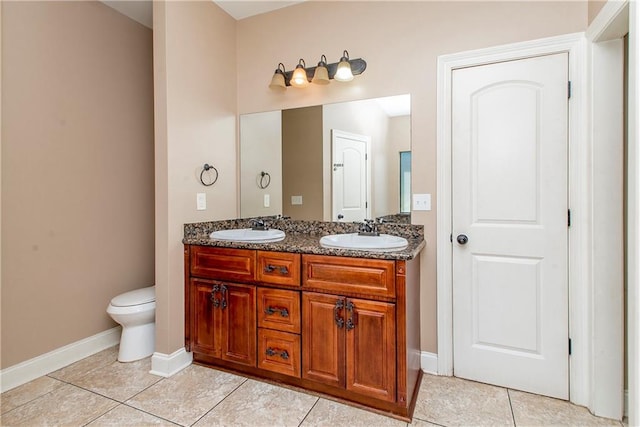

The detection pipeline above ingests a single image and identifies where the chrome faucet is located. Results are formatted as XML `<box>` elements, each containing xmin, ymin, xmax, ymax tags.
<box><xmin>357</xmin><ymin>219</ymin><xmax>380</xmax><ymax>236</ymax></box>
<box><xmin>249</xmin><ymin>218</ymin><xmax>268</xmax><ymax>231</ymax></box>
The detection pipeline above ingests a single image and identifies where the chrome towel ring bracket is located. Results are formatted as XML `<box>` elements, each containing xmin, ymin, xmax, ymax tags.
<box><xmin>200</xmin><ymin>163</ymin><xmax>219</xmax><ymax>187</ymax></box>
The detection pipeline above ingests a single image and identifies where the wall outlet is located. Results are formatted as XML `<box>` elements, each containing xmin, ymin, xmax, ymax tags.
<box><xmin>291</xmin><ymin>195</ymin><xmax>303</xmax><ymax>205</ymax></box>
<box><xmin>264</xmin><ymin>194</ymin><xmax>270</xmax><ymax>208</ymax></box>
<box><xmin>413</xmin><ymin>193</ymin><xmax>431</xmax><ymax>211</ymax></box>
<box><xmin>196</xmin><ymin>193</ymin><xmax>206</xmax><ymax>210</ymax></box>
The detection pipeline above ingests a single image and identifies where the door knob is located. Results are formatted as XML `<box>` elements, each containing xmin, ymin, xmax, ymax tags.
<box><xmin>456</xmin><ymin>234</ymin><xmax>469</xmax><ymax>245</ymax></box>
<box><xmin>337</xmin><ymin>214</ymin><xmax>344</xmax><ymax>220</ymax></box>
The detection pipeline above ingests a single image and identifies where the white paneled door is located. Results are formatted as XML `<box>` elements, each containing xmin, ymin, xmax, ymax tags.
<box><xmin>332</xmin><ymin>130</ymin><xmax>371</xmax><ymax>222</ymax></box>
<box><xmin>452</xmin><ymin>53</ymin><xmax>569</xmax><ymax>399</ymax></box>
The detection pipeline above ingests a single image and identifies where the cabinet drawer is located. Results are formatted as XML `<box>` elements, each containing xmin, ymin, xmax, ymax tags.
<box><xmin>257</xmin><ymin>251</ymin><xmax>300</xmax><ymax>287</ymax></box>
<box><xmin>258</xmin><ymin>329</ymin><xmax>300</xmax><ymax>378</ymax></box>
<box><xmin>302</xmin><ymin>255</ymin><xmax>396</xmax><ymax>298</ymax></box>
<box><xmin>190</xmin><ymin>246</ymin><xmax>256</xmax><ymax>282</ymax></box>
<box><xmin>257</xmin><ymin>288</ymin><xmax>300</xmax><ymax>333</ymax></box>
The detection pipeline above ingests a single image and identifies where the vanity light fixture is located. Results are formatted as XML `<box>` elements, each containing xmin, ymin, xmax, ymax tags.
<box><xmin>290</xmin><ymin>59</ymin><xmax>310</xmax><ymax>88</ymax></box>
<box><xmin>268</xmin><ymin>63</ymin><xmax>287</xmax><ymax>91</ymax></box>
<box><xmin>269</xmin><ymin>50</ymin><xmax>366</xmax><ymax>90</ymax></box>
<box><xmin>311</xmin><ymin>55</ymin><xmax>330</xmax><ymax>85</ymax></box>
<box><xmin>334</xmin><ymin>50</ymin><xmax>354</xmax><ymax>82</ymax></box>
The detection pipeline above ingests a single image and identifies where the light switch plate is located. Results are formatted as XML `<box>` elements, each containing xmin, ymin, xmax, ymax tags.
<box><xmin>264</xmin><ymin>194</ymin><xmax>270</xmax><ymax>208</ymax></box>
<box><xmin>196</xmin><ymin>193</ymin><xmax>206</xmax><ymax>210</ymax></box>
<box><xmin>413</xmin><ymin>193</ymin><xmax>431</xmax><ymax>211</ymax></box>
<box><xmin>291</xmin><ymin>195</ymin><xmax>303</xmax><ymax>205</ymax></box>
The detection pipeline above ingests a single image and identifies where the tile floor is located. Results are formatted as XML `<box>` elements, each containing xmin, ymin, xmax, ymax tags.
<box><xmin>0</xmin><ymin>346</ymin><xmax>626</xmax><ymax>427</ymax></box>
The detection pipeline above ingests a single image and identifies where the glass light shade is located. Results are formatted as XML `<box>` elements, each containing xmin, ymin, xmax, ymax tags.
<box><xmin>290</xmin><ymin>65</ymin><xmax>309</xmax><ymax>88</ymax></box>
<box><xmin>312</xmin><ymin>65</ymin><xmax>330</xmax><ymax>85</ymax></box>
<box><xmin>334</xmin><ymin>59</ymin><xmax>354</xmax><ymax>82</ymax></box>
<box><xmin>269</xmin><ymin>71</ymin><xmax>286</xmax><ymax>91</ymax></box>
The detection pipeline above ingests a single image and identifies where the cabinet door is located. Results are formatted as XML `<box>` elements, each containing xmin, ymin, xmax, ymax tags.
<box><xmin>302</xmin><ymin>292</ymin><xmax>345</xmax><ymax>387</ymax></box>
<box><xmin>221</xmin><ymin>283</ymin><xmax>257</xmax><ymax>367</ymax></box>
<box><xmin>190</xmin><ymin>279</ymin><xmax>222</xmax><ymax>358</ymax></box>
<box><xmin>346</xmin><ymin>298</ymin><xmax>396</xmax><ymax>402</ymax></box>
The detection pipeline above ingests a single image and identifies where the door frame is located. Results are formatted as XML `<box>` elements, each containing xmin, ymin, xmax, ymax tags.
<box><xmin>436</xmin><ymin>33</ymin><xmax>593</xmax><ymax>405</ymax></box>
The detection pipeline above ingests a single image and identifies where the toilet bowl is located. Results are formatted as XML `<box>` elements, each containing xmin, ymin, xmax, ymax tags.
<box><xmin>107</xmin><ymin>286</ymin><xmax>156</xmax><ymax>362</ymax></box>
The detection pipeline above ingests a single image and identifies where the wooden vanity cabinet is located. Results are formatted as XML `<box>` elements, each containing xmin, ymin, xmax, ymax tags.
<box><xmin>189</xmin><ymin>278</ymin><xmax>256</xmax><ymax>367</ymax></box>
<box><xmin>184</xmin><ymin>245</ymin><xmax>422</xmax><ymax>421</ymax></box>
<box><xmin>302</xmin><ymin>292</ymin><xmax>396</xmax><ymax>402</ymax></box>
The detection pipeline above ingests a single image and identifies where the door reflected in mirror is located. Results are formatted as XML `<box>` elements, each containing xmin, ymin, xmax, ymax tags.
<box><xmin>240</xmin><ymin>94</ymin><xmax>411</xmax><ymax>223</ymax></box>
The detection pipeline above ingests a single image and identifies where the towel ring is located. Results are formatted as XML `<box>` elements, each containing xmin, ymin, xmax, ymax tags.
<box><xmin>259</xmin><ymin>171</ymin><xmax>271</xmax><ymax>189</ymax></box>
<box><xmin>200</xmin><ymin>163</ymin><xmax>219</xmax><ymax>187</ymax></box>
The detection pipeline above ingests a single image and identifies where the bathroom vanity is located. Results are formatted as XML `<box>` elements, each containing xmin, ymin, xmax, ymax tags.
<box><xmin>183</xmin><ymin>219</ymin><xmax>424</xmax><ymax>421</ymax></box>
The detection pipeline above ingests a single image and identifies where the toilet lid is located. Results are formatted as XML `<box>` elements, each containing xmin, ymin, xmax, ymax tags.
<box><xmin>111</xmin><ymin>286</ymin><xmax>155</xmax><ymax>307</ymax></box>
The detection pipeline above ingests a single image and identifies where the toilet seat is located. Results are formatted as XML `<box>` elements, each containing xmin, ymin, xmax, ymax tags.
<box><xmin>110</xmin><ymin>286</ymin><xmax>155</xmax><ymax>307</ymax></box>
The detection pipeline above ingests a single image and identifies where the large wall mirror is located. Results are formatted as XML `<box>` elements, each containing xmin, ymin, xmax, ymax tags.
<box><xmin>240</xmin><ymin>94</ymin><xmax>411</xmax><ymax>223</ymax></box>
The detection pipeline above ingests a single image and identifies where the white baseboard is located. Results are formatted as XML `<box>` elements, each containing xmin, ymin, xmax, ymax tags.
<box><xmin>421</xmin><ymin>351</ymin><xmax>438</xmax><ymax>375</ymax></box>
<box><xmin>0</xmin><ymin>326</ymin><xmax>121</xmax><ymax>393</ymax></box>
<box><xmin>150</xmin><ymin>347</ymin><xmax>192</xmax><ymax>377</ymax></box>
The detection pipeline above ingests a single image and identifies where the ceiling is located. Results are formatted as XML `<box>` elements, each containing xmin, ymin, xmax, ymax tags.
<box><xmin>101</xmin><ymin>1</ymin><xmax>305</xmax><ymax>28</ymax></box>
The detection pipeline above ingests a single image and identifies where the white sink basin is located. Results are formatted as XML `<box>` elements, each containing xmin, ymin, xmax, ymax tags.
<box><xmin>210</xmin><ymin>228</ymin><xmax>285</xmax><ymax>243</ymax></box>
<box><xmin>319</xmin><ymin>233</ymin><xmax>408</xmax><ymax>251</ymax></box>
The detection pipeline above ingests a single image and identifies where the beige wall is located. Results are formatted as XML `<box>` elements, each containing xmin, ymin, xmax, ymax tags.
<box><xmin>240</xmin><ymin>111</ymin><xmax>283</xmax><ymax>218</ymax></box>
<box><xmin>589</xmin><ymin>0</ymin><xmax>607</xmax><ymax>24</ymax></box>
<box><xmin>1</xmin><ymin>1</ymin><xmax>154</xmax><ymax>368</ymax></box>
<box><xmin>237</xmin><ymin>1</ymin><xmax>587</xmax><ymax>353</ymax></box>
<box><xmin>153</xmin><ymin>1</ymin><xmax>237</xmax><ymax>354</ymax></box>
<box><xmin>322</xmin><ymin>99</ymin><xmax>393</xmax><ymax>219</ymax></box>
<box><xmin>282</xmin><ymin>106</ymin><xmax>323</xmax><ymax>220</ymax></box>
<box><xmin>386</xmin><ymin>115</ymin><xmax>412</xmax><ymax>216</ymax></box>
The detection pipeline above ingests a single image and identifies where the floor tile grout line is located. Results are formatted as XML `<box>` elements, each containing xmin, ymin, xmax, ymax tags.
<box><xmin>0</xmin><ymin>375</ymin><xmax>109</xmax><ymax>418</ymax></box>
<box><xmin>188</xmin><ymin>376</ymin><xmax>249</xmax><ymax>427</ymax></box>
<box><xmin>0</xmin><ymin>378</ymin><xmax>67</xmax><ymax>417</ymax></box>
<box><xmin>410</xmin><ymin>414</ymin><xmax>448</xmax><ymax>427</ymax></box>
<box><xmin>60</xmin><ymin>379</ymin><xmax>157</xmax><ymax>407</ymax></box>
<box><xmin>296</xmin><ymin>396</ymin><xmax>321</xmax><ymax>426</ymax></box>
<box><xmin>122</xmin><ymin>373</ymin><xmax>165</xmax><ymax>402</ymax></box>
<box><xmin>118</xmin><ymin>401</ymin><xmax>184</xmax><ymax>426</ymax></box>
<box><xmin>45</xmin><ymin>351</ymin><xmax>120</xmax><ymax>386</ymax></box>
<box><xmin>80</xmin><ymin>401</ymin><xmax>124</xmax><ymax>427</ymax></box>
<box><xmin>507</xmin><ymin>389</ymin><xmax>517</xmax><ymax>426</ymax></box>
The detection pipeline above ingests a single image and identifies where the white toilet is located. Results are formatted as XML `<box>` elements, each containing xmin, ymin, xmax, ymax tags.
<box><xmin>107</xmin><ymin>286</ymin><xmax>156</xmax><ymax>362</ymax></box>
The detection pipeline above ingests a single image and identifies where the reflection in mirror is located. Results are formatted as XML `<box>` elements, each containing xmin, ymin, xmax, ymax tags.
<box><xmin>240</xmin><ymin>94</ymin><xmax>411</xmax><ymax>223</ymax></box>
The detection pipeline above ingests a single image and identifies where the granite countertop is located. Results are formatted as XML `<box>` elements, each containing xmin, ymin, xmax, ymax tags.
<box><xmin>183</xmin><ymin>218</ymin><xmax>426</xmax><ymax>261</ymax></box>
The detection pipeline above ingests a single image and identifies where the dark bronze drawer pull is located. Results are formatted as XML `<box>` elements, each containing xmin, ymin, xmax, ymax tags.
<box><xmin>346</xmin><ymin>300</ymin><xmax>357</xmax><ymax>330</ymax></box>
<box><xmin>220</xmin><ymin>284</ymin><xmax>228</xmax><ymax>310</ymax></box>
<box><xmin>264</xmin><ymin>306</ymin><xmax>289</xmax><ymax>317</ymax></box>
<box><xmin>210</xmin><ymin>284</ymin><xmax>220</xmax><ymax>308</ymax></box>
<box><xmin>334</xmin><ymin>299</ymin><xmax>345</xmax><ymax>329</ymax></box>
<box><xmin>265</xmin><ymin>347</ymin><xmax>289</xmax><ymax>360</ymax></box>
<box><xmin>264</xmin><ymin>264</ymin><xmax>289</xmax><ymax>275</ymax></box>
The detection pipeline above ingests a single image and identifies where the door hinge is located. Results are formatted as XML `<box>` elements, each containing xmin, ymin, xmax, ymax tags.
<box><xmin>450</xmin><ymin>233</ymin><xmax>453</xmax><ymax>243</ymax></box>
<box><xmin>366</xmin><ymin>201</ymin><xmax>368</xmax><ymax>208</ymax></box>
<box><xmin>568</xmin><ymin>209</ymin><xmax>571</xmax><ymax>227</ymax></box>
<box><xmin>569</xmin><ymin>338</ymin><xmax>572</xmax><ymax>355</ymax></box>
<box><xmin>568</xmin><ymin>81</ymin><xmax>572</xmax><ymax>99</ymax></box>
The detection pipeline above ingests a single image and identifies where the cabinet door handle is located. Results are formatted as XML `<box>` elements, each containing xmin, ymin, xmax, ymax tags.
<box><xmin>210</xmin><ymin>284</ymin><xmax>220</xmax><ymax>308</ymax></box>
<box><xmin>264</xmin><ymin>306</ymin><xmax>289</xmax><ymax>317</ymax></box>
<box><xmin>220</xmin><ymin>284</ymin><xmax>228</xmax><ymax>310</ymax></box>
<box><xmin>346</xmin><ymin>300</ymin><xmax>357</xmax><ymax>331</ymax></box>
<box><xmin>334</xmin><ymin>299</ymin><xmax>345</xmax><ymax>329</ymax></box>
<box><xmin>266</xmin><ymin>347</ymin><xmax>289</xmax><ymax>360</ymax></box>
